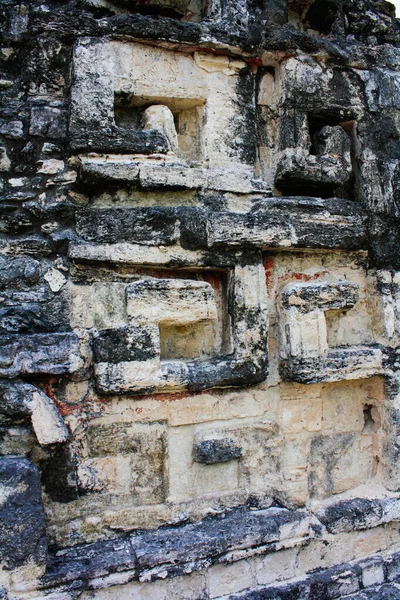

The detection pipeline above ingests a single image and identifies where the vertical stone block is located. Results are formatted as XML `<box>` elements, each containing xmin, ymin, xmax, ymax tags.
<box><xmin>0</xmin><ymin>457</ymin><xmax>47</xmax><ymax>571</ymax></box>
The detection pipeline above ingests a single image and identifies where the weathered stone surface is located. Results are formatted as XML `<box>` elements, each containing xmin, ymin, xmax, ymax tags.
<box><xmin>0</xmin><ymin>332</ymin><xmax>81</xmax><ymax>378</ymax></box>
<box><xmin>194</xmin><ymin>438</ymin><xmax>242</xmax><ymax>464</ymax></box>
<box><xmin>2</xmin><ymin>0</ymin><xmax>400</xmax><ymax>596</ymax></box>
<box><xmin>280</xmin><ymin>347</ymin><xmax>383</xmax><ymax>384</ymax></box>
<box><xmin>0</xmin><ymin>457</ymin><xmax>47</xmax><ymax>570</ymax></box>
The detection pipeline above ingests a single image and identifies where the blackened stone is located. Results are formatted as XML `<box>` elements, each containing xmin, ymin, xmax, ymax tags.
<box><xmin>0</xmin><ymin>457</ymin><xmax>47</xmax><ymax>569</ymax></box>
<box><xmin>0</xmin><ymin>332</ymin><xmax>81</xmax><ymax>378</ymax></box>
<box><xmin>41</xmin><ymin>536</ymin><xmax>136</xmax><ymax>588</ymax></box>
<box><xmin>134</xmin><ymin>506</ymin><xmax>308</xmax><ymax>571</ymax></box>
<box><xmin>279</xmin><ymin>347</ymin><xmax>382</xmax><ymax>384</ymax></box>
<box><xmin>385</xmin><ymin>551</ymin><xmax>400</xmax><ymax>582</ymax></box>
<box><xmin>194</xmin><ymin>438</ymin><xmax>242</xmax><ymax>464</ymax></box>
<box><xmin>38</xmin><ymin>443</ymin><xmax>79</xmax><ymax>503</ymax></box>
<box><xmin>70</xmin><ymin>128</ymin><xmax>169</xmax><ymax>155</ymax></box>
<box><xmin>75</xmin><ymin>207</ymin><xmax>179</xmax><ymax>246</ymax></box>
<box><xmin>227</xmin><ymin>582</ymin><xmax>310</xmax><ymax>599</ymax></box>
<box><xmin>280</xmin><ymin>281</ymin><xmax>359</xmax><ymax>314</ymax></box>
<box><xmin>316</xmin><ymin>498</ymin><xmax>384</xmax><ymax>533</ymax></box>
<box><xmin>93</xmin><ymin>326</ymin><xmax>158</xmax><ymax>364</ymax></box>
<box><xmin>305</xmin><ymin>0</ymin><xmax>342</xmax><ymax>34</ymax></box>
<box><xmin>29</xmin><ymin>107</ymin><xmax>67</xmax><ymax>139</ymax></box>
<box><xmin>0</xmin><ymin>379</ymin><xmax>31</xmax><ymax>418</ymax></box>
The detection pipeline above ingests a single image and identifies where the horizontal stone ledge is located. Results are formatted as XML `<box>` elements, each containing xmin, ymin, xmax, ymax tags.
<box><xmin>94</xmin><ymin>355</ymin><xmax>268</xmax><ymax>395</ymax></box>
<box><xmin>224</xmin><ymin>552</ymin><xmax>400</xmax><ymax>600</ymax></box>
<box><xmin>279</xmin><ymin>346</ymin><xmax>383</xmax><ymax>384</ymax></box>
<box><xmin>0</xmin><ymin>332</ymin><xmax>82</xmax><ymax>378</ymax></box>
<box><xmin>38</xmin><ymin>493</ymin><xmax>400</xmax><ymax>593</ymax></box>
<box><xmin>72</xmin><ymin>197</ymin><xmax>367</xmax><ymax>253</ymax></box>
<box><xmin>40</xmin><ymin>506</ymin><xmax>314</xmax><ymax>589</ymax></box>
<box><xmin>315</xmin><ymin>495</ymin><xmax>400</xmax><ymax>534</ymax></box>
<box><xmin>77</xmin><ymin>155</ymin><xmax>271</xmax><ymax>195</ymax></box>
<box><xmin>184</xmin><ymin>198</ymin><xmax>367</xmax><ymax>250</ymax></box>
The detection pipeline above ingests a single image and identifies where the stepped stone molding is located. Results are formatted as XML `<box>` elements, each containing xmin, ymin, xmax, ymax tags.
<box><xmin>278</xmin><ymin>280</ymin><xmax>383</xmax><ymax>383</ymax></box>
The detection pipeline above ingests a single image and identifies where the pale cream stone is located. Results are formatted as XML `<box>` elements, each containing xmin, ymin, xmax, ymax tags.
<box><xmin>126</xmin><ymin>279</ymin><xmax>217</xmax><ymax>326</ymax></box>
<box><xmin>44</xmin><ymin>268</ymin><xmax>67</xmax><ymax>292</ymax></box>
<box><xmin>255</xmin><ymin>547</ymin><xmax>297</xmax><ymax>585</ymax></box>
<box><xmin>192</xmin><ymin>461</ymin><xmax>239</xmax><ymax>496</ymax></box>
<box><xmin>167</xmin><ymin>391</ymin><xmax>263</xmax><ymax>427</ymax></box>
<box><xmin>321</xmin><ymin>383</ymin><xmax>365</xmax><ymax>433</ymax></box>
<box><xmin>68</xmin><ymin>283</ymin><xmax>94</xmax><ymax>329</ymax></box>
<box><xmin>37</xmin><ymin>159</ymin><xmax>65</xmax><ymax>174</ymax></box>
<box><xmin>279</xmin><ymin>393</ymin><xmax>322</xmax><ymax>434</ymax></box>
<box><xmin>29</xmin><ymin>391</ymin><xmax>69</xmax><ymax>446</ymax></box>
<box><xmin>208</xmin><ymin>560</ymin><xmax>254</xmax><ymax>598</ymax></box>
<box><xmin>141</xmin><ymin>105</ymin><xmax>179</xmax><ymax>153</ymax></box>
<box><xmin>93</xmin><ymin>282</ymin><xmax>127</xmax><ymax>329</ymax></box>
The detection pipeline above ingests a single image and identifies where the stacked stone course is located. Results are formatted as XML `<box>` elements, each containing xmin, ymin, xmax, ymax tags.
<box><xmin>2</xmin><ymin>0</ymin><xmax>400</xmax><ymax>598</ymax></box>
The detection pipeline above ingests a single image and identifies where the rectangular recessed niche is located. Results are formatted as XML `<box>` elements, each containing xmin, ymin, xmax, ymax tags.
<box><xmin>114</xmin><ymin>93</ymin><xmax>205</xmax><ymax>162</ymax></box>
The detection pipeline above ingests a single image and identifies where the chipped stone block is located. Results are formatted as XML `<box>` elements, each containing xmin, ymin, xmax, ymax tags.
<box><xmin>30</xmin><ymin>107</ymin><xmax>67</xmax><ymax>139</ymax></box>
<box><xmin>280</xmin><ymin>281</ymin><xmax>359</xmax><ymax>314</ymax></box>
<box><xmin>0</xmin><ymin>457</ymin><xmax>47</xmax><ymax>571</ymax></box>
<box><xmin>76</xmin><ymin>207</ymin><xmax>179</xmax><ymax>246</ymax></box>
<box><xmin>280</xmin><ymin>347</ymin><xmax>383</xmax><ymax>384</ymax></box>
<box><xmin>0</xmin><ymin>332</ymin><xmax>82</xmax><ymax>378</ymax></box>
<box><xmin>194</xmin><ymin>438</ymin><xmax>242</xmax><ymax>464</ymax></box>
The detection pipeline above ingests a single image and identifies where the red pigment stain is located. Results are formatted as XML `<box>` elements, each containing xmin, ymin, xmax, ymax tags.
<box><xmin>55</xmin><ymin>394</ymin><xmax>109</xmax><ymax>418</ymax></box>
<box><xmin>264</xmin><ymin>257</ymin><xmax>275</xmax><ymax>292</ymax></box>
<box><xmin>42</xmin><ymin>378</ymin><xmax>58</xmax><ymax>401</ymax></box>
<box><xmin>278</xmin><ymin>270</ymin><xmax>330</xmax><ymax>288</ymax></box>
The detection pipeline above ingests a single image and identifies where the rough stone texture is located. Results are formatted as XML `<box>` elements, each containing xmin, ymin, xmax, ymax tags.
<box><xmin>2</xmin><ymin>0</ymin><xmax>400</xmax><ymax>598</ymax></box>
<box><xmin>0</xmin><ymin>457</ymin><xmax>47</xmax><ymax>571</ymax></box>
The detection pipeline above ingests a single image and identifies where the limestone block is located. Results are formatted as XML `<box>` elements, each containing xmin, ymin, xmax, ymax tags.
<box><xmin>84</xmin><ymin>422</ymin><xmax>167</xmax><ymax>503</ymax></box>
<box><xmin>278</xmin><ymin>280</ymin><xmax>383</xmax><ymax>383</ymax></box>
<box><xmin>93</xmin><ymin>283</ymin><xmax>127</xmax><ymax>330</ymax></box>
<box><xmin>255</xmin><ymin>547</ymin><xmax>297</xmax><ymax>586</ymax></box>
<box><xmin>209</xmin><ymin>560</ymin><xmax>255</xmax><ymax>598</ymax></box>
<box><xmin>275</xmin><ymin>145</ymin><xmax>352</xmax><ymax>195</ymax></box>
<box><xmin>29</xmin><ymin>106</ymin><xmax>67</xmax><ymax>139</ymax></box>
<box><xmin>126</xmin><ymin>279</ymin><xmax>217</xmax><ymax>326</ymax></box>
<box><xmin>76</xmin><ymin>207</ymin><xmax>179</xmax><ymax>246</ymax></box>
<box><xmin>280</xmin><ymin>308</ymin><xmax>328</xmax><ymax>358</ymax></box>
<box><xmin>0</xmin><ymin>458</ymin><xmax>47</xmax><ymax>572</ymax></box>
<box><xmin>141</xmin><ymin>105</ymin><xmax>179</xmax><ymax>153</ymax></box>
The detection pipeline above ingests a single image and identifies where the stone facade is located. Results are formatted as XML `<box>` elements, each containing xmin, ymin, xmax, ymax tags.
<box><xmin>2</xmin><ymin>0</ymin><xmax>400</xmax><ymax>598</ymax></box>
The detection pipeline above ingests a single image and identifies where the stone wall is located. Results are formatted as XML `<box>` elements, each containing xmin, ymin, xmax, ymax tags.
<box><xmin>1</xmin><ymin>0</ymin><xmax>400</xmax><ymax>598</ymax></box>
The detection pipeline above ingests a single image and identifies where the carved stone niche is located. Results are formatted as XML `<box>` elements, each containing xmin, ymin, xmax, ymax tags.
<box><xmin>70</xmin><ymin>39</ymin><xmax>268</xmax><ymax>195</ymax></box>
<box><xmin>68</xmin><ymin>257</ymin><xmax>268</xmax><ymax>395</ymax></box>
<box><xmin>278</xmin><ymin>280</ymin><xmax>383</xmax><ymax>383</ymax></box>
<box><xmin>257</xmin><ymin>56</ymin><xmax>364</xmax><ymax>200</ymax></box>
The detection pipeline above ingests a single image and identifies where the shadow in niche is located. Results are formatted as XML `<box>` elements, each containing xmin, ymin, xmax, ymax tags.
<box><xmin>276</xmin><ymin>112</ymin><xmax>360</xmax><ymax>200</ymax></box>
<box><xmin>287</xmin><ymin>0</ymin><xmax>342</xmax><ymax>34</ymax></box>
